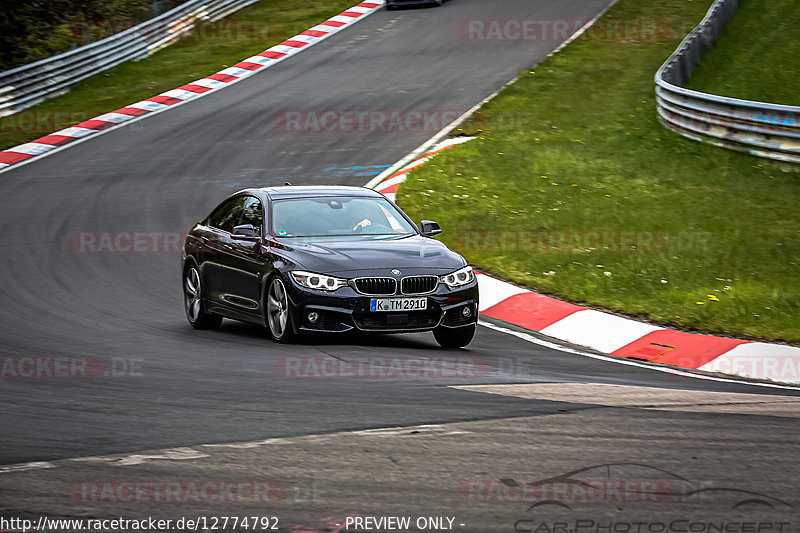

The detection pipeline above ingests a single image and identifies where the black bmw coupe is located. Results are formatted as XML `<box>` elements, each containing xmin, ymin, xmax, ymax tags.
<box><xmin>182</xmin><ymin>186</ymin><xmax>478</xmax><ymax>348</ymax></box>
<box><xmin>386</xmin><ymin>0</ymin><xmax>444</xmax><ymax>8</ymax></box>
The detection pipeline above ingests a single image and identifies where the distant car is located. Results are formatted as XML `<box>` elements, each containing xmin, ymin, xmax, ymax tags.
<box><xmin>386</xmin><ymin>0</ymin><xmax>444</xmax><ymax>9</ymax></box>
<box><xmin>182</xmin><ymin>186</ymin><xmax>478</xmax><ymax>348</ymax></box>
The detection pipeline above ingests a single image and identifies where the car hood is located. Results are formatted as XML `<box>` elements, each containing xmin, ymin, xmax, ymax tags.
<box><xmin>272</xmin><ymin>235</ymin><xmax>466</xmax><ymax>275</ymax></box>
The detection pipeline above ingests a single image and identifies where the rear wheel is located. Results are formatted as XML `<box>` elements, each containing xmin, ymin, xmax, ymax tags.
<box><xmin>184</xmin><ymin>265</ymin><xmax>222</xmax><ymax>329</ymax></box>
<box><xmin>266</xmin><ymin>277</ymin><xmax>297</xmax><ymax>343</ymax></box>
<box><xmin>433</xmin><ymin>324</ymin><xmax>475</xmax><ymax>349</ymax></box>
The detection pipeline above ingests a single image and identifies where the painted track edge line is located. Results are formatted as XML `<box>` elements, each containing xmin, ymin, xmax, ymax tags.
<box><xmin>0</xmin><ymin>418</ymin><xmax>517</xmax><ymax>472</ymax></box>
<box><xmin>477</xmin><ymin>320</ymin><xmax>799</xmax><ymax>391</ymax></box>
<box><xmin>364</xmin><ymin>79</ymin><xmax>515</xmax><ymax>189</ymax></box>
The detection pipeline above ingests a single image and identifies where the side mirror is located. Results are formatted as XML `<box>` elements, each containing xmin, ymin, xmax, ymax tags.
<box><xmin>231</xmin><ymin>224</ymin><xmax>258</xmax><ymax>241</ymax></box>
<box><xmin>420</xmin><ymin>220</ymin><xmax>442</xmax><ymax>237</ymax></box>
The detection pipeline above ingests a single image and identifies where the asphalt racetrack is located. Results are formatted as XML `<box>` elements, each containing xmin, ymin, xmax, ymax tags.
<box><xmin>0</xmin><ymin>1</ymin><xmax>798</xmax><ymax>530</ymax></box>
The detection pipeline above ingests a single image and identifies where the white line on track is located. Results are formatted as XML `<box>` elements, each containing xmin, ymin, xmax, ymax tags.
<box><xmin>478</xmin><ymin>320</ymin><xmax>800</xmax><ymax>391</ymax></box>
<box><xmin>363</xmin><ymin>0</ymin><xmax>619</xmax><ymax>189</ymax></box>
<box><xmin>0</xmin><ymin>461</ymin><xmax>55</xmax><ymax>473</ymax></box>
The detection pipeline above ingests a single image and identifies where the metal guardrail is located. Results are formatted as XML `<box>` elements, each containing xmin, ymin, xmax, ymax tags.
<box><xmin>0</xmin><ymin>0</ymin><xmax>259</xmax><ymax>117</ymax></box>
<box><xmin>654</xmin><ymin>0</ymin><xmax>800</xmax><ymax>164</ymax></box>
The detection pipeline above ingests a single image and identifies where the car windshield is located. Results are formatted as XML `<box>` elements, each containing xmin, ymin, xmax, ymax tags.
<box><xmin>271</xmin><ymin>196</ymin><xmax>417</xmax><ymax>237</ymax></box>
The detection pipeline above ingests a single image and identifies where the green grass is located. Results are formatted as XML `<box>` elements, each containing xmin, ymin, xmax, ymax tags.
<box><xmin>686</xmin><ymin>0</ymin><xmax>800</xmax><ymax>105</ymax></box>
<box><xmin>396</xmin><ymin>0</ymin><xmax>800</xmax><ymax>343</ymax></box>
<box><xmin>0</xmin><ymin>0</ymin><xmax>359</xmax><ymax>151</ymax></box>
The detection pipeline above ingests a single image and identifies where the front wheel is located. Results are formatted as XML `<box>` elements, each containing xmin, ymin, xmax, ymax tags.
<box><xmin>266</xmin><ymin>277</ymin><xmax>297</xmax><ymax>343</ymax></box>
<box><xmin>433</xmin><ymin>324</ymin><xmax>475</xmax><ymax>349</ymax></box>
<box><xmin>184</xmin><ymin>265</ymin><xmax>222</xmax><ymax>330</ymax></box>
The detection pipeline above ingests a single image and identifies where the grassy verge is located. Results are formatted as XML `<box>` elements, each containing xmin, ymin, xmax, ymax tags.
<box><xmin>686</xmin><ymin>0</ymin><xmax>800</xmax><ymax>105</ymax></box>
<box><xmin>397</xmin><ymin>0</ymin><xmax>800</xmax><ymax>342</ymax></box>
<box><xmin>0</xmin><ymin>0</ymin><xmax>359</xmax><ymax>151</ymax></box>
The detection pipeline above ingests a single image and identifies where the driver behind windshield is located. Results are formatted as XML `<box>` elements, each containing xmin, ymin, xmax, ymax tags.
<box><xmin>272</xmin><ymin>197</ymin><xmax>412</xmax><ymax>237</ymax></box>
<box><xmin>349</xmin><ymin>200</ymin><xmax>389</xmax><ymax>232</ymax></box>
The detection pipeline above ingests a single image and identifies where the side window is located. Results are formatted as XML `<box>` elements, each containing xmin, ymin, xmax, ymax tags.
<box><xmin>238</xmin><ymin>197</ymin><xmax>264</xmax><ymax>237</ymax></box>
<box><xmin>208</xmin><ymin>197</ymin><xmax>246</xmax><ymax>233</ymax></box>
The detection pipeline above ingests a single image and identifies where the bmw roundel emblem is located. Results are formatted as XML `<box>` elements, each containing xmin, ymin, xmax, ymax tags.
<box><xmin>391</xmin><ymin>269</ymin><xmax>402</xmax><ymax>276</ymax></box>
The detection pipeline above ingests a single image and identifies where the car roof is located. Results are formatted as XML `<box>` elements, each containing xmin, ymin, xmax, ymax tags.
<box><xmin>238</xmin><ymin>185</ymin><xmax>383</xmax><ymax>200</ymax></box>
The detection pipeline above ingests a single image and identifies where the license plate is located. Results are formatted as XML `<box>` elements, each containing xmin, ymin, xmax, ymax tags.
<box><xmin>370</xmin><ymin>297</ymin><xmax>427</xmax><ymax>312</ymax></box>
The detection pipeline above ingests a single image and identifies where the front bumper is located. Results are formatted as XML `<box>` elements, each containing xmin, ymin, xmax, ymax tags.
<box><xmin>284</xmin><ymin>276</ymin><xmax>478</xmax><ymax>334</ymax></box>
<box><xmin>386</xmin><ymin>0</ymin><xmax>440</xmax><ymax>6</ymax></box>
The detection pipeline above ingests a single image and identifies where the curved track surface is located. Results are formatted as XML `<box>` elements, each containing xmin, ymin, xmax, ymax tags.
<box><xmin>0</xmin><ymin>0</ymin><xmax>797</xmax><ymax>470</ymax></box>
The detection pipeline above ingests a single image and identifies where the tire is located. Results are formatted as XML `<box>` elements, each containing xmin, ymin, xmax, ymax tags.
<box><xmin>183</xmin><ymin>264</ymin><xmax>222</xmax><ymax>330</ymax></box>
<box><xmin>266</xmin><ymin>276</ymin><xmax>297</xmax><ymax>343</ymax></box>
<box><xmin>433</xmin><ymin>324</ymin><xmax>475</xmax><ymax>349</ymax></box>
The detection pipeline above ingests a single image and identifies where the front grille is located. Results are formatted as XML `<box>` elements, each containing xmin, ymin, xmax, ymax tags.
<box><xmin>401</xmin><ymin>275</ymin><xmax>438</xmax><ymax>295</ymax></box>
<box><xmin>355</xmin><ymin>311</ymin><xmax>439</xmax><ymax>330</ymax></box>
<box><xmin>353</xmin><ymin>277</ymin><xmax>397</xmax><ymax>296</ymax></box>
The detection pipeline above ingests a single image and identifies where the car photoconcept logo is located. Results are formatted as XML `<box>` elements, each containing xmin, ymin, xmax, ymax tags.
<box><xmin>484</xmin><ymin>463</ymin><xmax>795</xmax><ymax>533</ymax></box>
<box><xmin>391</xmin><ymin>269</ymin><xmax>402</xmax><ymax>276</ymax></box>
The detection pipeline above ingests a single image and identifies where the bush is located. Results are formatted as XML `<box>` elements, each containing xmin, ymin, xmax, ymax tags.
<box><xmin>0</xmin><ymin>0</ymin><xmax>187</xmax><ymax>70</ymax></box>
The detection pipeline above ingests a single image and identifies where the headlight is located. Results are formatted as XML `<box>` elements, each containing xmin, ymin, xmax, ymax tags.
<box><xmin>440</xmin><ymin>266</ymin><xmax>475</xmax><ymax>288</ymax></box>
<box><xmin>291</xmin><ymin>271</ymin><xmax>348</xmax><ymax>291</ymax></box>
